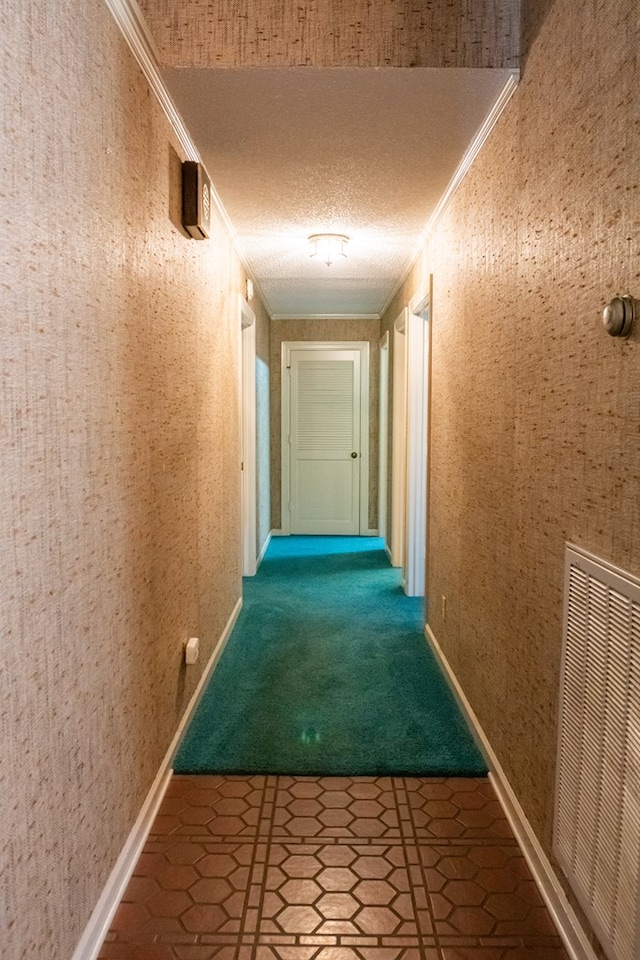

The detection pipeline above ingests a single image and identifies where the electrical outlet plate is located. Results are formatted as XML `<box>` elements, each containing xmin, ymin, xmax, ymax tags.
<box><xmin>184</xmin><ymin>636</ymin><xmax>200</xmax><ymax>665</ymax></box>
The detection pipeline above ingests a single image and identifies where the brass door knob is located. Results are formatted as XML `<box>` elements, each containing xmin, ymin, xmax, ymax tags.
<box><xmin>351</xmin><ymin>451</ymin><xmax>358</xmax><ymax>459</ymax></box>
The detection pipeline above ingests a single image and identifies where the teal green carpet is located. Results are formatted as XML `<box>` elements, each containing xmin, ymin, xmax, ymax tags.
<box><xmin>174</xmin><ymin>537</ymin><xmax>487</xmax><ymax>776</ymax></box>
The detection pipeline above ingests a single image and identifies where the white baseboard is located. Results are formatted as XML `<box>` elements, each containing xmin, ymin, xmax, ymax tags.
<box><xmin>424</xmin><ymin>624</ymin><xmax>598</xmax><ymax>960</ymax></box>
<box><xmin>70</xmin><ymin>766</ymin><xmax>173</xmax><ymax>960</ymax></box>
<box><xmin>270</xmin><ymin>528</ymin><xmax>285</xmax><ymax>537</ymax></box>
<box><xmin>365</xmin><ymin>528</ymin><xmax>380</xmax><ymax>537</ymax></box>
<box><xmin>384</xmin><ymin>543</ymin><xmax>393</xmax><ymax>564</ymax></box>
<box><xmin>257</xmin><ymin>532</ymin><xmax>272</xmax><ymax>568</ymax></box>
<box><xmin>72</xmin><ymin>596</ymin><xmax>243</xmax><ymax>960</ymax></box>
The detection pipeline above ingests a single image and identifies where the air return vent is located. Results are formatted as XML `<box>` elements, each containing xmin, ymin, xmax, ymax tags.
<box><xmin>554</xmin><ymin>544</ymin><xmax>640</xmax><ymax>960</ymax></box>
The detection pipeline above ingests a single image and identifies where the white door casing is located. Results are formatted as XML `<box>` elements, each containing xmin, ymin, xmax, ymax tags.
<box><xmin>391</xmin><ymin>310</ymin><xmax>407</xmax><ymax>569</ymax></box>
<box><xmin>239</xmin><ymin>295</ymin><xmax>257</xmax><ymax>576</ymax></box>
<box><xmin>378</xmin><ymin>332</ymin><xmax>390</xmax><ymax>553</ymax></box>
<box><xmin>281</xmin><ymin>341</ymin><xmax>370</xmax><ymax>536</ymax></box>
<box><xmin>390</xmin><ymin>283</ymin><xmax>431</xmax><ymax>598</ymax></box>
<box><xmin>404</xmin><ymin>281</ymin><xmax>430</xmax><ymax>597</ymax></box>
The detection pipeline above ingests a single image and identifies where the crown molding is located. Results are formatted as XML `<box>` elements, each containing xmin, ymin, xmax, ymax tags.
<box><xmin>379</xmin><ymin>69</ymin><xmax>520</xmax><ymax>319</ymax></box>
<box><xmin>104</xmin><ymin>0</ymin><xmax>197</xmax><ymax>159</ymax></box>
<box><xmin>103</xmin><ymin>0</ymin><xmax>268</xmax><ymax>309</ymax></box>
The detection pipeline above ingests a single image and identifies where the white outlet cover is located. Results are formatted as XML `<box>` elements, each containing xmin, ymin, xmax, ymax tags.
<box><xmin>185</xmin><ymin>637</ymin><xmax>200</xmax><ymax>664</ymax></box>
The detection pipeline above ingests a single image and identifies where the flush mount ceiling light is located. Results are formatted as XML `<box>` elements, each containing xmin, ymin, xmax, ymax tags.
<box><xmin>309</xmin><ymin>233</ymin><xmax>349</xmax><ymax>266</ymax></box>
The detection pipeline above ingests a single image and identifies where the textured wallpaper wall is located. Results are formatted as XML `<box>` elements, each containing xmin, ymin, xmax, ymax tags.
<box><xmin>270</xmin><ymin>319</ymin><xmax>381</xmax><ymax>532</ymax></box>
<box><xmin>140</xmin><ymin>0</ymin><xmax>520</xmax><ymax>69</ymax></box>
<box><xmin>0</xmin><ymin>2</ymin><xmax>257</xmax><ymax>958</ymax></box>
<box><xmin>382</xmin><ymin>0</ymin><xmax>639</xmax><ymax>952</ymax></box>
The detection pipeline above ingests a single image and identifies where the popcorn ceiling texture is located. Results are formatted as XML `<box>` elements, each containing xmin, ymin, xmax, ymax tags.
<box><xmin>382</xmin><ymin>0</ymin><xmax>639</xmax><ymax>953</ymax></box>
<box><xmin>159</xmin><ymin>65</ymin><xmax>515</xmax><ymax>319</ymax></box>
<box><xmin>0</xmin><ymin>2</ymin><xmax>268</xmax><ymax>958</ymax></box>
<box><xmin>270</xmin><ymin>319</ymin><xmax>381</xmax><ymax>532</ymax></box>
<box><xmin>140</xmin><ymin>0</ymin><xmax>520</xmax><ymax>68</ymax></box>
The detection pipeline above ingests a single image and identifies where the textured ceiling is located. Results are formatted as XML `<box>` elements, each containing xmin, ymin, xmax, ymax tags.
<box><xmin>162</xmin><ymin>66</ymin><xmax>514</xmax><ymax>317</ymax></box>
<box><xmin>138</xmin><ymin>0</ymin><xmax>519</xmax><ymax>317</ymax></box>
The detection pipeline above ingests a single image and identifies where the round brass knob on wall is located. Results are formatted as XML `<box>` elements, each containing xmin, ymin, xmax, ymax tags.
<box><xmin>602</xmin><ymin>295</ymin><xmax>637</xmax><ymax>338</ymax></box>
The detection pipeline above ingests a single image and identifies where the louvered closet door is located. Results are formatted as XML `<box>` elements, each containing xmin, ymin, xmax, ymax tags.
<box><xmin>289</xmin><ymin>349</ymin><xmax>361</xmax><ymax>535</ymax></box>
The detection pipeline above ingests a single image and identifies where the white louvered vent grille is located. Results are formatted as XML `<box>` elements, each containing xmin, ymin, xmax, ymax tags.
<box><xmin>295</xmin><ymin>360</ymin><xmax>355</xmax><ymax>451</ymax></box>
<box><xmin>554</xmin><ymin>545</ymin><xmax>640</xmax><ymax>960</ymax></box>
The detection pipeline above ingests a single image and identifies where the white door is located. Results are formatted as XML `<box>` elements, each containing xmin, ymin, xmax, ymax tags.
<box><xmin>289</xmin><ymin>348</ymin><xmax>362</xmax><ymax>535</ymax></box>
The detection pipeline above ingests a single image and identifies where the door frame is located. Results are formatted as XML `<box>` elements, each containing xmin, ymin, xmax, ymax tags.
<box><xmin>281</xmin><ymin>340</ymin><xmax>370</xmax><ymax>536</ymax></box>
<box><xmin>239</xmin><ymin>294</ymin><xmax>257</xmax><ymax>576</ymax></box>
<box><xmin>391</xmin><ymin>309</ymin><xmax>407</xmax><ymax>569</ymax></box>
<box><xmin>404</xmin><ymin>279</ymin><xmax>431</xmax><ymax>597</ymax></box>
<box><xmin>378</xmin><ymin>331</ymin><xmax>390</xmax><ymax>554</ymax></box>
<box><xmin>390</xmin><ymin>281</ymin><xmax>431</xmax><ymax>596</ymax></box>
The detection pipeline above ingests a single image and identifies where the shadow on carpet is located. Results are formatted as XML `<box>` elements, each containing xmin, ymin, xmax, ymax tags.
<box><xmin>174</xmin><ymin>536</ymin><xmax>487</xmax><ymax>776</ymax></box>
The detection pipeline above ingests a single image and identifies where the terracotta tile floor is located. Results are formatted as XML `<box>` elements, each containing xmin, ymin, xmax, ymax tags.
<box><xmin>101</xmin><ymin>776</ymin><xmax>569</xmax><ymax>960</ymax></box>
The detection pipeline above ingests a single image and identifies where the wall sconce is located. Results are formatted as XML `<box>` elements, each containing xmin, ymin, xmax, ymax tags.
<box><xmin>309</xmin><ymin>233</ymin><xmax>349</xmax><ymax>266</ymax></box>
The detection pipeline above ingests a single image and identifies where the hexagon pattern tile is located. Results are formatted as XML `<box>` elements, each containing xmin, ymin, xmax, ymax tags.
<box><xmin>100</xmin><ymin>776</ymin><xmax>569</xmax><ymax>960</ymax></box>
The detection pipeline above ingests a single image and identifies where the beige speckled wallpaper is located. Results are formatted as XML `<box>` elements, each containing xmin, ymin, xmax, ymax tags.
<box><xmin>382</xmin><ymin>0</ymin><xmax>639</xmax><ymax>953</ymax></box>
<box><xmin>270</xmin><ymin>319</ymin><xmax>381</xmax><ymax>532</ymax></box>
<box><xmin>140</xmin><ymin>0</ymin><xmax>520</xmax><ymax>69</ymax></box>
<box><xmin>0</xmin><ymin>2</ymin><xmax>265</xmax><ymax>958</ymax></box>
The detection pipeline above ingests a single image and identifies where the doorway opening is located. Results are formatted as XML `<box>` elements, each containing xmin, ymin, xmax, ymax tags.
<box><xmin>378</xmin><ymin>331</ymin><xmax>390</xmax><ymax>554</ymax></box>
<box><xmin>239</xmin><ymin>294</ymin><xmax>257</xmax><ymax>576</ymax></box>
<box><xmin>391</xmin><ymin>280</ymin><xmax>431</xmax><ymax>597</ymax></box>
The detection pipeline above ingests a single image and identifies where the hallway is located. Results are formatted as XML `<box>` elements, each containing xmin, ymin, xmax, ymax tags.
<box><xmin>101</xmin><ymin>775</ymin><xmax>568</xmax><ymax>960</ymax></box>
<box><xmin>4</xmin><ymin>2</ymin><xmax>639</xmax><ymax>959</ymax></box>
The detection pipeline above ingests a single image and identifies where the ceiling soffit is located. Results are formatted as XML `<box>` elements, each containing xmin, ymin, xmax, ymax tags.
<box><xmin>140</xmin><ymin>0</ymin><xmax>520</xmax><ymax>69</ymax></box>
